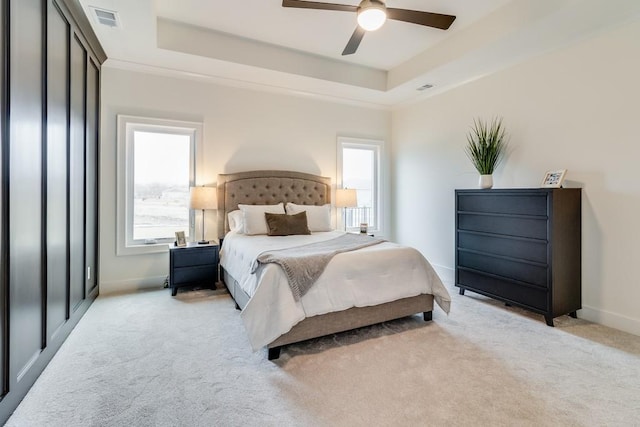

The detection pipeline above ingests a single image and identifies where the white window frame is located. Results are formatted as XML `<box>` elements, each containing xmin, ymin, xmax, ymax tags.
<box><xmin>337</xmin><ymin>136</ymin><xmax>384</xmax><ymax>235</ymax></box>
<box><xmin>116</xmin><ymin>115</ymin><xmax>203</xmax><ymax>256</ymax></box>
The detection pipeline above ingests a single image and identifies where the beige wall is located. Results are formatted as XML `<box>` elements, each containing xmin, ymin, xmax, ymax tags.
<box><xmin>391</xmin><ymin>18</ymin><xmax>640</xmax><ymax>335</ymax></box>
<box><xmin>100</xmin><ymin>68</ymin><xmax>391</xmax><ymax>293</ymax></box>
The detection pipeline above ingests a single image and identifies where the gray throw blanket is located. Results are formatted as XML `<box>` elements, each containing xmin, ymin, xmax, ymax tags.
<box><xmin>251</xmin><ymin>233</ymin><xmax>385</xmax><ymax>301</ymax></box>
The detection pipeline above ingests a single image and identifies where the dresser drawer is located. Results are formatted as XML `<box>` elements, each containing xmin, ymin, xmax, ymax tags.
<box><xmin>457</xmin><ymin>269</ymin><xmax>548</xmax><ymax>312</ymax></box>
<box><xmin>458</xmin><ymin>251</ymin><xmax>548</xmax><ymax>287</ymax></box>
<box><xmin>458</xmin><ymin>213</ymin><xmax>548</xmax><ymax>240</ymax></box>
<box><xmin>172</xmin><ymin>247</ymin><xmax>217</xmax><ymax>267</ymax></box>
<box><xmin>458</xmin><ymin>193</ymin><xmax>547</xmax><ymax>216</ymax></box>
<box><xmin>172</xmin><ymin>265</ymin><xmax>217</xmax><ymax>285</ymax></box>
<box><xmin>458</xmin><ymin>231</ymin><xmax>547</xmax><ymax>264</ymax></box>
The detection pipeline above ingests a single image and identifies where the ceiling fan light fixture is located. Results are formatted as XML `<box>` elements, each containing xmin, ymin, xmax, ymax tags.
<box><xmin>357</xmin><ymin>0</ymin><xmax>387</xmax><ymax>31</ymax></box>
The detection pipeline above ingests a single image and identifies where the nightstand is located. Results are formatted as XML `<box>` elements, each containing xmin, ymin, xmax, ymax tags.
<box><xmin>168</xmin><ymin>242</ymin><xmax>219</xmax><ymax>296</ymax></box>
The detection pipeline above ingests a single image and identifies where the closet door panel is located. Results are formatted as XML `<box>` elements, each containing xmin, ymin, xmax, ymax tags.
<box><xmin>85</xmin><ymin>59</ymin><xmax>98</xmax><ymax>293</ymax></box>
<box><xmin>46</xmin><ymin>2</ymin><xmax>70</xmax><ymax>340</ymax></box>
<box><xmin>0</xmin><ymin>0</ymin><xmax>7</xmax><ymax>398</ymax></box>
<box><xmin>8</xmin><ymin>0</ymin><xmax>44</xmax><ymax>382</ymax></box>
<box><xmin>69</xmin><ymin>34</ymin><xmax>86</xmax><ymax>312</ymax></box>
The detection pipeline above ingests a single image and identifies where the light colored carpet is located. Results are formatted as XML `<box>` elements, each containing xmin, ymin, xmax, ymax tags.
<box><xmin>6</xmin><ymin>283</ymin><xmax>640</xmax><ymax>427</ymax></box>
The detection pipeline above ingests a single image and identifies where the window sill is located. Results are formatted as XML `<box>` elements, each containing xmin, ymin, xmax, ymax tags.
<box><xmin>117</xmin><ymin>242</ymin><xmax>171</xmax><ymax>257</ymax></box>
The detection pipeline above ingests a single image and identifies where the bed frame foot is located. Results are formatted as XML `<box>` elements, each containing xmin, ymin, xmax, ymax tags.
<box><xmin>423</xmin><ymin>311</ymin><xmax>432</xmax><ymax>321</ymax></box>
<box><xmin>569</xmin><ymin>311</ymin><xmax>578</xmax><ymax>319</ymax></box>
<box><xmin>268</xmin><ymin>347</ymin><xmax>281</xmax><ymax>360</ymax></box>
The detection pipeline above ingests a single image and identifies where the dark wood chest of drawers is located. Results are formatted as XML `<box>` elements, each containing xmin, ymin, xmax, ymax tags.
<box><xmin>455</xmin><ymin>188</ymin><xmax>581</xmax><ymax>325</ymax></box>
<box><xmin>169</xmin><ymin>242</ymin><xmax>219</xmax><ymax>296</ymax></box>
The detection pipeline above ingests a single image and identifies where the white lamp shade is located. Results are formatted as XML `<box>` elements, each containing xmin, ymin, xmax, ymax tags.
<box><xmin>335</xmin><ymin>188</ymin><xmax>358</xmax><ymax>208</ymax></box>
<box><xmin>357</xmin><ymin>1</ymin><xmax>387</xmax><ymax>31</ymax></box>
<box><xmin>189</xmin><ymin>186</ymin><xmax>217</xmax><ymax>210</ymax></box>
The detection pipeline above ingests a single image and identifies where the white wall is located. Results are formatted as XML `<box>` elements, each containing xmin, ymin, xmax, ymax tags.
<box><xmin>391</xmin><ymin>18</ymin><xmax>640</xmax><ymax>336</ymax></box>
<box><xmin>100</xmin><ymin>68</ymin><xmax>391</xmax><ymax>293</ymax></box>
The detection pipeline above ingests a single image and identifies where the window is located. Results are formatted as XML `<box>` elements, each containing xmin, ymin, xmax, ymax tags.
<box><xmin>337</xmin><ymin>137</ymin><xmax>383</xmax><ymax>234</ymax></box>
<box><xmin>117</xmin><ymin>116</ymin><xmax>202</xmax><ymax>255</ymax></box>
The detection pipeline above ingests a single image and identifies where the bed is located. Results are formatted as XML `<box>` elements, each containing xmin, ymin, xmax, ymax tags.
<box><xmin>217</xmin><ymin>170</ymin><xmax>451</xmax><ymax>360</ymax></box>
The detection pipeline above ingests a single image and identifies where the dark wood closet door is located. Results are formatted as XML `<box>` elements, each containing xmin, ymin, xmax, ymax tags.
<box><xmin>46</xmin><ymin>2</ymin><xmax>70</xmax><ymax>340</ymax></box>
<box><xmin>85</xmin><ymin>59</ymin><xmax>98</xmax><ymax>293</ymax></box>
<box><xmin>69</xmin><ymin>34</ymin><xmax>86</xmax><ymax>312</ymax></box>
<box><xmin>0</xmin><ymin>0</ymin><xmax>101</xmax><ymax>422</ymax></box>
<box><xmin>0</xmin><ymin>0</ymin><xmax>7</xmax><ymax>398</ymax></box>
<box><xmin>8</xmin><ymin>0</ymin><xmax>44</xmax><ymax>384</ymax></box>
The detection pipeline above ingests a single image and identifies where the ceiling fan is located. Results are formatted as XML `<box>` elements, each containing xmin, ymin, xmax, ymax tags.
<box><xmin>282</xmin><ymin>0</ymin><xmax>456</xmax><ymax>56</ymax></box>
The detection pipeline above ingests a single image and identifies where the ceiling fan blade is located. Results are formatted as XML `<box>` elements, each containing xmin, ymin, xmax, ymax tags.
<box><xmin>342</xmin><ymin>26</ymin><xmax>366</xmax><ymax>56</ymax></box>
<box><xmin>282</xmin><ymin>0</ymin><xmax>358</xmax><ymax>13</ymax></box>
<box><xmin>386</xmin><ymin>9</ymin><xmax>456</xmax><ymax>30</ymax></box>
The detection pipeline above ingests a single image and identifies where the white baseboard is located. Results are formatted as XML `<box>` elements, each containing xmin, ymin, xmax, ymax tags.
<box><xmin>100</xmin><ymin>275</ymin><xmax>167</xmax><ymax>295</ymax></box>
<box><xmin>579</xmin><ymin>305</ymin><xmax>640</xmax><ymax>337</ymax></box>
<box><xmin>431</xmin><ymin>263</ymin><xmax>454</xmax><ymax>286</ymax></box>
<box><xmin>434</xmin><ymin>263</ymin><xmax>639</xmax><ymax>337</ymax></box>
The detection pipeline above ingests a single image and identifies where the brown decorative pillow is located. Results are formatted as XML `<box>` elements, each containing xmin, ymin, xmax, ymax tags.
<box><xmin>265</xmin><ymin>211</ymin><xmax>311</xmax><ymax>236</ymax></box>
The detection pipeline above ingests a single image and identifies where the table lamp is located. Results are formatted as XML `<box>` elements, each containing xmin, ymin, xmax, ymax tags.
<box><xmin>335</xmin><ymin>188</ymin><xmax>358</xmax><ymax>231</ymax></box>
<box><xmin>189</xmin><ymin>186</ymin><xmax>217</xmax><ymax>244</ymax></box>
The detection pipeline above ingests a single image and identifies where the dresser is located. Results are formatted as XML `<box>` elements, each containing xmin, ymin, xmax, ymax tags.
<box><xmin>455</xmin><ymin>188</ymin><xmax>581</xmax><ymax>326</ymax></box>
<box><xmin>169</xmin><ymin>242</ymin><xmax>219</xmax><ymax>296</ymax></box>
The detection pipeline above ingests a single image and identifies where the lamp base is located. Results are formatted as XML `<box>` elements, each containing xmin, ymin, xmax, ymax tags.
<box><xmin>197</xmin><ymin>240</ymin><xmax>209</xmax><ymax>245</ymax></box>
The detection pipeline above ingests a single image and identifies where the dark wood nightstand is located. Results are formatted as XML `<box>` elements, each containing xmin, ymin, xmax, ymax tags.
<box><xmin>168</xmin><ymin>242</ymin><xmax>219</xmax><ymax>296</ymax></box>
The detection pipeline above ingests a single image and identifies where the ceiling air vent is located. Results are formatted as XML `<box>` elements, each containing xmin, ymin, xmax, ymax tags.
<box><xmin>90</xmin><ymin>6</ymin><xmax>120</xmax><ymax>28</ymax></box>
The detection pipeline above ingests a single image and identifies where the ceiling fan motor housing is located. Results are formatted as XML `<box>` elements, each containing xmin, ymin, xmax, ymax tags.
<box><xmin>357</xmin><ymin>0</ymin><xmax>387</xmax><ymax>31</ymax></box>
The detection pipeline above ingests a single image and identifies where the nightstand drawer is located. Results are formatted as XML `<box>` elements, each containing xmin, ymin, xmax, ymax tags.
<box><xmin>172</xmin><ymin>265</ymin><xmax>217</xmax><ymax>285</ymax></box>
<box><xmin>173</xmin><ymin>248</ymin><xmax>217</xmax><ymax>267</ymax></box>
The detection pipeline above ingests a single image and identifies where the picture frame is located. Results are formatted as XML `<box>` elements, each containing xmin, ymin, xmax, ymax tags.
<box><xmin>175</xmin><ymin>231</ymin><xmax>187</xmax><ymax>247</ymax></box>
<box><xmin>540</xmin><ymin>169</ymin><xmax>567</xmax><ymax>188</ymax></box>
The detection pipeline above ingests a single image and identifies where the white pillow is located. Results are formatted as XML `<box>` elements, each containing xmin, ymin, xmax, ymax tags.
<box><xmin>227</xmin><ymin>210</ymin><xmax>244</xmax><ymax>233</ymax></box>
<box><xmin>285</xmin><ymin>203</ymin><xmax>332</xmax><ymax>232</ymax></box>
<box><xmin>238</xmin><ymin>203</ymin><xmax>285</xmax><ymax>235</ymax></box>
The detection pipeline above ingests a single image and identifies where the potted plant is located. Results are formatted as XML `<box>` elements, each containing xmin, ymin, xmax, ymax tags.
<box><xmin>465</xmin><ymin>117</ymin><xmax>508</xmax><ymax>189</ymax></box>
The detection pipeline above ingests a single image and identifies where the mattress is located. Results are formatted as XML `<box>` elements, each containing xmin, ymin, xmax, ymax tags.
<box><xmin>220</xmin><ymin>230</ymin><xmax>451</xmax><ymax>350</ymax></box>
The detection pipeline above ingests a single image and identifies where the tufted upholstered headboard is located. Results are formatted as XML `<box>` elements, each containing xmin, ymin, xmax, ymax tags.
<box><xmin>216</xmin><ymin>170</ymin><xmax>331</xmax><ymax>238</ymax></box>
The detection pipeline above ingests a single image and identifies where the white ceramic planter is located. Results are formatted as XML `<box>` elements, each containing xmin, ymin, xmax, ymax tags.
<box><xmin>479</xmin><ymin>174</ymin><xmax>493</xmax><ymax>189</ymax></box>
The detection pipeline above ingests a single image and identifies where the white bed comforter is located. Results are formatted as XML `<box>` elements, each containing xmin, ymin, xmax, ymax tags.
<box><xmin>220</xmin><ymin>231</ymin><xmax>451</xmax><ymax>351</ymax></box>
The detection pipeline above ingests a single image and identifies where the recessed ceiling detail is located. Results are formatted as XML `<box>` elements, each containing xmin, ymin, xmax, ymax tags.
<box><xmin>79</xmin><ymin>0</ymin><xmax>640</xmax><ymax>107</ymax></box>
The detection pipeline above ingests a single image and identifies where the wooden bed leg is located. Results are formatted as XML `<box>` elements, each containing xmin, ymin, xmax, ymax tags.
<box><xmin>569</xmin><ymin>311</ymin><xmax>578</xmax><ymax>319</ymax></box>
<box><xmin>545</xmin><ymin>315</ymin><xmax>555</xmax><ymax>327</ymax></box>
<box><xmin>458</xmin><ymin>288</ymin><xmax>465</xmax><ymax>295</ymax></box>
<box><xmin>268</xmin><ymin>347</ymin><xmax>281</xmax><ymax>361</ymax></box>
<box><xmin>423</xmin><ymin>311</ymin><xmax>432</xmax><ymax>322</ymax></box>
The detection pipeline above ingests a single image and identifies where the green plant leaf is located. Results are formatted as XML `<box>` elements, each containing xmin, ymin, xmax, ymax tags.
<box><xmin>465</xmin><ymin>117</ymin><xmax>508</xmax><ymax>175</ymax></box>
